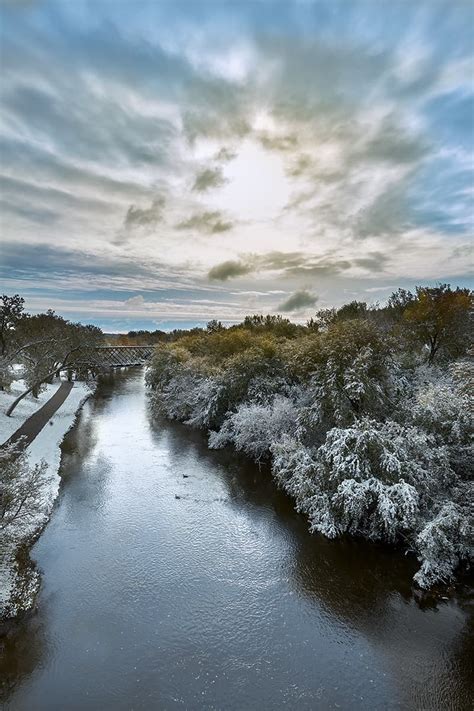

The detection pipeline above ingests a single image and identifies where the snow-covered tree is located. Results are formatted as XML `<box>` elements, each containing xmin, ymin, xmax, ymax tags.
<box><xmin>0</xmin><ymin>444</ymin><xmax>48</xmax><ymax>532</ymax></box>
<box><xmin>414</xmin><ymin>500</ymin><xmax>473</xmax><ymax>588</ymax></box>
<box><xmin>209</xmin><ymin>396</ymin><xmax>298</xmax><ymax>461</ymax></box>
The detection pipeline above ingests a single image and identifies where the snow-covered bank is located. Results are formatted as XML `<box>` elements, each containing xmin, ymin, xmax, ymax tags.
<box><xmin>0</xmin><ymin>380</ymin><xmax>95</xmax><ymax>624</ymax></box>
<box><xmin>0</xmin><ymin>378</ymin><xmax>61</xmax><ymax>445</ymax></box>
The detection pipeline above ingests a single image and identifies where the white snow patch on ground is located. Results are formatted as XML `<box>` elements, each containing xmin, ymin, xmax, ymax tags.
<box><xmin>0</xmin><ymin>380</ymin><xmax>95</xmax><ymax>620</ymax></box>
<box><xmin>0</xmin><ymin>379</ymin><xmax>60</xmax><ymax>445</ymax></box>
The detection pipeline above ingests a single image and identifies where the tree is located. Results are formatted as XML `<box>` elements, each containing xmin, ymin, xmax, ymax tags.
<box><xmin>403</xmin><ymin>284</ymin><xmax>473</xmax><ymax>364</ymax></box>
<box><xmin>4</xmin><ymin>308</ymin><xmax>103</xmax><ymax>414</ymax></box>
<box><xmin>209</xmin><ymin>396</ymin><xmax>297</xmax><ymax>461</ymax></box>
<box><xmin>206</xmin><ymin>319</ymin><xmax>224</xmax><ymax>333</ymax></box>
<box><xmin>0</xmin><ymin>444</ymin><xmax>48</xmax><ymax>531</ymax></box>
<box><xmin>335</xmin><ymin>300</ymin><xmax>368</xmax><ymax>321</ymax></box>
<box><xmin>387</xmin><ymin>288</ymin><xmax>415</xmax><ymax>316</ymax></box>
<box><xmin>0</xmin><ymin>293</ymin><xmax>25</xmax><ymax>357</ymax></box>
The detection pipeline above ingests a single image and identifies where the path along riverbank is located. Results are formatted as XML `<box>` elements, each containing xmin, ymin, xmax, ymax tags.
<box><xmin>0</xmin><ymin>379</ymin><xmax>94</xmax><ymax>625</ymax></box>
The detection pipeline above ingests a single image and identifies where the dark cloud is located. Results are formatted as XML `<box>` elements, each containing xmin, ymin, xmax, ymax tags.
<box><xmin>215</xmin><ymin>147</ymin><xmax>237</xmax><ymax>162</ymax></box>
<box><xmin>355</xmin><ymin>119</ymin><xmax>429</xmax><ymax>165</ymax></box>
<box><xmin>278</xmin><ymin>289</ymin><xmax>318</xmax><ymax>312</ymax></box>
<box><xmin>208</xmin><ymin>259</ymin><xmax>254</xmax><ymax>281</ymax></box>
<box><xmin>288</xmin><ymin>153</ymin><xmax>312</xmax><ymax>176</ymax></box>
<box><xmin>258</xmin><ymin>132</ymin><xmax>298</xmax><ymax>152</ymax></box>
<box><xmin>124</xmin><ymin>197</ymin><xmax>166</xmax><ymax>229</ymax></box>
<box><xmin>176</xmin><ymin>210</ymin><xmax>233</xmax><ymax>234</ymax></box>
<box><xmin>0</xmin><ymin>138</ymin><xmax>155</xmax><ymax>204</ymax></box>
<box><xmin>192</xmin><ymin>166</ymin><xmax>227</xmax><ymax>192</ymax></box>
<box><xmin>353</xmin><ymin>252</ymin><xmax>390</xmax><ymax>272</ymax></box>
<box><xmin>2</xmin><ymin>83</ymin><xmax>177</xmax><ymax>169</ymax></box>
<box><xmin>259</xmin><ymin>251</ymin><xmax>306</xmax><ymax>271</ymax></box>
<box><xmin>207</xmin><ymin>252</ymin><xmax>355</xmax><ymax>282</ymax></box>
<box><xmin>207</xmin><ymin>249</ymin><xmax>388</xmax><ymax>283</ymax></box>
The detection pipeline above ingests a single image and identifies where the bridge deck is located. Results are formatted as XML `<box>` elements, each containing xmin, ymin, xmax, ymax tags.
<box><xmin>74</xmin><ymin>345</ymin><xmax>155</xmax><ymax>368</ymax></box>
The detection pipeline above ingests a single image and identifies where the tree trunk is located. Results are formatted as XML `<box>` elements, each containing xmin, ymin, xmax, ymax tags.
<box><xmin>5</xmin><ymin>347</ymin><xmax>80</xmax><ymax>416</ymax></box>
<box><xmin>5</xmin><ymin>366</ymin><xmax>60</xmax><ymax>415</ymax></box>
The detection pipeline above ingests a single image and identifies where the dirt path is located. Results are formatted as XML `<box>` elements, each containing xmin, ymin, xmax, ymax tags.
<box><xmin>1</xmin><ymin>381</ymin><xmax>74</xmax><ymax>452</ymax></box>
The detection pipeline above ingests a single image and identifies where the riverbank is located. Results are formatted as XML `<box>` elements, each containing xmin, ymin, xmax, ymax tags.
<box><xmin>0</xmin><ymin>380</ymin><xmax>95</xmax><ymax>626</ymax></box>
<box><xmin>3</xmin><ymin>369</ymin><xmax>473</xmax><ymax>710</ymax></box>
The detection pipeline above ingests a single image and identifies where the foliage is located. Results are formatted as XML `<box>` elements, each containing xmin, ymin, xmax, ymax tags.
<box><xmin>0</xmin><ymin>444</ymin><xmax>49</xmax><ymax>531</ymax></box>
<box><xmin>209</xmin><ymin>396</ymin><xmax>298</xmax><ymax>461</ymax></box>
<box><xmin>146</xmin><ymin>284</ymin><xmax>473</xmax><ymax>588</ymax></box>
<box><xmin>414</xmin><ymin>498</ymin><xmax>473</xmax><ymax>588</ymax></box>
<box><xmin>0</xmin><ymin>295</ymin><xmax>103</xmax><ymax>408</ymax></box>
<box><xmin>403</xmin><ymin>284</ymin><xmax>473</xmax><ymax>363</ymax></box>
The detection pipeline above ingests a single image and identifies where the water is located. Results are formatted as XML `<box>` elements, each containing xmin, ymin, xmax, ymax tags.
<box><xmin>1</xmin><ymin>370</ymin><xmax>473</xmax><ymax>710</ymax></box>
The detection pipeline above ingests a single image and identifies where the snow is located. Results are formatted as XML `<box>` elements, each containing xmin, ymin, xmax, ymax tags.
<box><xmin>0</xmin><ymin>379</ymin><xmax>62</xmax><ymax>445</ymax></box>
<box><xmin>0</xmin><ymin>379</ymin><xmax>94</xmax><ymax>620</ymax></box>
<box><xmin>26</xmin><ymin>382</ymin><xmax>93</xmax><ymax>510</ymax></box>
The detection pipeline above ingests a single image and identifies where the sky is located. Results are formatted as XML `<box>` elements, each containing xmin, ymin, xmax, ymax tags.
<box><xmin>0</xmin><ymin>0</ymin><xmax>473</xmax><ymax>332</ymax></box>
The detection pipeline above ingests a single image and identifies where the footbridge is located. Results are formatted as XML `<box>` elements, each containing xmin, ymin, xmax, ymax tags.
<box><xmin>73</xmin><ymin>345</ymin><xmax>155</xmax><ymax>370</ymax></box>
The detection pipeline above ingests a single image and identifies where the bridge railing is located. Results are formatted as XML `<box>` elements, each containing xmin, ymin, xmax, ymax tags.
<box><xmin>71</xmin><ymin>345</ymin><xmax>156</xmax><ymax>370</ymax></box>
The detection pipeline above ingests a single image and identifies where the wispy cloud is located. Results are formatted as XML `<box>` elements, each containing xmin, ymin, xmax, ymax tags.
<box><xmin>176</xmin><ymin>210</ymin><xmax>233</xmax><ymax>234</ymax></box>
<box><xmin>192</xmin><ymin>166</ymin><xmax>227</xmax><ymax>192</ymax></box>
<box><xmin>124</xmin><ymin>197</ymin><xmax>166</xmax><ymax>229</ymax></box>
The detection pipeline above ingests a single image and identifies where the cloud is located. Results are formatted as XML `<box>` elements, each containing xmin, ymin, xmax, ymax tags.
<box><xmin>124</xmin><ymin>295</ymin><xmax>145</xmax><ymax>308</ymax></box>
<box><xmin>278</xmin><ymin>289</ymin><xmax>318</xmax><ymax>312</ymax></box>
<box><xmin>192</xmin><ymin>166</ymin><xmax>227</xmax><ymax>191</ymax></box>
<box><xmin>207</xmin><ymin>252</ymin><xmax>357</xmax><ymax>282</ymax></box>
<box><xmin>215</xmin><ymin>146</ymin><xmax>237</xmax><ymax>162</ymax></box>
<box><xmin>257</xmin><ymin>131</ymin><xmax>298</xmax><ymax>152</ymax></box>
<box><xmin>208</xmin><ymin>259</ymin><xmax>254</xmax><ymax>281</ymax></box>
<box><xmin>124</xmin><ymin>197</ymin><xmax>166</xmax><ymax>229</ymax></box>
<box><xmin>176</xmin><ymin>210</ymin><xmax>232</xmax><ymax>233</ymax></box>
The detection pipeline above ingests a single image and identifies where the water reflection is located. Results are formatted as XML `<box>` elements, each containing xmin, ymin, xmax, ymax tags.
<box><xmin>1</xmin><ymin>369</ymin><xmax>472</xmax><ymax>710</ymax></box>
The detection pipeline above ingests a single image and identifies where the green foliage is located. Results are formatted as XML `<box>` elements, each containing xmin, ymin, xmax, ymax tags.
<box><xmin>402</xmin><ymin>284</ymin><xmax>472</xmax><ymax>363</ymax></box>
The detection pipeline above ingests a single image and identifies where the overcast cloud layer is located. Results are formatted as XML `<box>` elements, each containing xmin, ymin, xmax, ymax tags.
<box><xmin>0</xmin><ymin>0</ymin><xmax>473</xmax><ymax>330</ymax></box>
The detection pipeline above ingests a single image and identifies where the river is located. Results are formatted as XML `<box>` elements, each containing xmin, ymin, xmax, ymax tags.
<box><xmin>1</xmin><ymin>370</ymin><xmax>472</xmax><ymax>710</ymax></box>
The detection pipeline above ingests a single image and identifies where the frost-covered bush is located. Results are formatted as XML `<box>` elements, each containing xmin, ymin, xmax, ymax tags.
<box><xmin>410</xmin><ymin>363</ymin><xmax>473</xmax><ymax>476</ymax></box>
<box><xmin>0</xmin><ymin>444</ymin><xmax>48</xmax><ymax>532</ymax></box>
<box><xmin>271</xmin><ymin>435</ymin><xmax>319</xmax><ymax>503</ymax></box>
<box><xmin>414</xmin><ymin>498</ymin><xmax>473</xmax><ymax>588</ymax></box>
<box><xmin>209</xmin><ymin>396</ymin><xmax>298</xmax><ymax>461</ymax></box>
<box><xmin>149</xmin><ymin>367</ymin><xmax>222</xmax><ymax>429</ymax></box>
<box><xmin>148</xmin><ymin>340</ymin><xmax>292</xmax><ymax>431</ymax></box>
<box><xmin>214</xmin><ymin>347</ymin><xmax>290</xmax><ymax>415</ymax></box>
<box><xmin>271</xmin><ymin>418</ymin><xmax>471</xmax><ymax>587</ymax></box>
<box><xmin>273</xmin><ymin>419</ymin><xmax>451</xmax><ymax>546</ymax></box>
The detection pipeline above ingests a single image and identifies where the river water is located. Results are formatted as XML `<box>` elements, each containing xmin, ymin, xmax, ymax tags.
<box><xmin>1</xmin><ymin>370</ymin><xmax>473</xmax><ymax>710</ymax></box>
